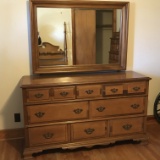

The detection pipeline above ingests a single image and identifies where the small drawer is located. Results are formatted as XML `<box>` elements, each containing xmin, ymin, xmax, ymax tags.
<box><xmin>104</xmin><ymin>84</ymin><xmax>123</xmax><ymax>96</ymax></box>
<box><xmin>77</xmin><ymin>85</ymin><xmax>102</xmax><ymax>99</ymax></box>
<box><xmin>53</xmin><ymin>86</ymin><xmax>75</xmax><ymax>100</ymax></box>
<box><xmin>71</xmin><ymin>121</ymin><xmax>106</xmax><ymax>141</ymax></box>
<box><xmin>90</xmin><ymin>97</ymin><xmax>145</xmax><ymax>118</ymax></box>
<box><xmin>127</xmin><ymin>82</ymin><xmax>146</xmax><ymax>94</ymax></box>
<box><xmin>27</xmin><ymin>101</ymin><xmax>88</xmax><ymax>124</ymax></box>
<box><xmin>109</xmin><ymin>117</ymin><xmax>144</xmax><ymax>136</ymax></box>
<box><xmin>28</xmin><ymin>124</ymin><xmax>68</xmax><ymax>146</ymax></box>
<box><xmin>26</xmin><ymin>88</ymin><xmax>51</xmax><ymax>103</ymax></box>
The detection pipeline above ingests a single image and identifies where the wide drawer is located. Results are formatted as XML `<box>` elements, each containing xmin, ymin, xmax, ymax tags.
<box><xmin>27</xmin><ymin>101</ymin><xmax>88</xmax><ymax>124</ymax></box>
<box><xmin>71</xmin><ymin>121</ymin><xmax>106</xmax><ymax>141</ymax></box>
<box><xmin>109</xmin><ymin>117</ymin><xmax>144</xmax><ymax>136</ymax></box>
<box><xmin>26</xmin><ymin>88</ymin><xmax>52</xmax><ymax>103</ymax></box>
<box><xmin>53</xmin><ymin>86</ymin><xmax>75</xmax><ymax>100</ymax></box>
<box><xmin>90</xmin><ymin>97</ymin><xmax>145</xmax><ymax>118</ymax></box>
<box><xmin>28</xmin><ymin>124</ymin><xmax>68</xmax><ymax>146</ymax></box>
<box><xmin>127</xmin><ymin>82</ymin><xmax>146</xmax><ymax>94</ymax></box>
<box><xmin>77</xmin><ymin>84</ymin><xmax>102</xmax><ymax>99</ymax></box>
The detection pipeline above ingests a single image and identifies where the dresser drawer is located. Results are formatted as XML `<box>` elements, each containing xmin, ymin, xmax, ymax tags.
<box><xmin>26</xmin><ymin>88</ymin><xmax>52</xmax><ymax>103</ymax></box>
<box><xmin>104</xmin><ymin>84</ymin><xmax>123</xmax><ymax>96</ymax></box>
<box><xmin>53</xmin><ymin>86</ymin><xmax>75</xmax><ymax>100</ymax></box>
<box><xmin>71</xmin><ymin>121</ymin><xmax>106</xmax><ymax>141</ymax></box>
<box><xmin>27</xmin><ymin>101</ymin><xmax>88</xmax><ymax>124</ymax></box>
<box><xmin>127</xmin><ymin>82</ymin><xmax>146</xmax><ymax>94</ymax></box>
<box><xmin>77</xmin><ymin>85</ymin><xmax>102</xmax><ymax>99</ymax></box>
<box><xmin>109</xmin><ymin>117</ymin><xmax>144</xmax><ymax>136</ymax></box>
<box><xmin>28</xmin><ymin>124</ymin><xmax>68</xmax><ymax>146</ymax></box>
<box><xmin>90</xmin><ymin>97</ymin><xmax>145</xmax><ymax>118</ymax></box>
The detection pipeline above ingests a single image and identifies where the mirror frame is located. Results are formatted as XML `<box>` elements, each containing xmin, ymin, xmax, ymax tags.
<box><xmin>30</xmin><ymin>0</ymin><xmax>129</xmax><ymax>74</ymax></box>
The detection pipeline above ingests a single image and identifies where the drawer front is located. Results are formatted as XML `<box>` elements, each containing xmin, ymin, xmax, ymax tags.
<box><xmin>104</xmin><ymin>84</ymin><xmax>123</xmax><ymax>96</ymax></box>
<box><xmin>77</xmin><ymin>85</ymin><xmax>102</xmax><ymax>99</ymax></box>
<box><xmin>109</xmin><ymin>117</ymin><xmax>144</xmax><ymax>136</ymax></box>
<box><xmin>28</xmin><ymin>124</ymin><xmax>68</xmax><ymax>146</ymax></box>
<box><xmin>71</xmin><ymin>121</ymin><xmax>106</xmax><ymax>141</ymax></box>
<box><xmin>53</xmin><ymin>86</ymin><xmax>75</xmax><ymax>100</ymax></box>
<box><xmin>27</xmin><ymin>102</ymin><xmax>88</xmax><ymax>123</ymax></box>
<box><xmin>26</xmin><ymin>88</ymin><xmax>51</xmax><ymax>103</ymax></box>
<box><xmin>127</xmin><ymin>82</ymin><xmax>146</xmax><ymax>94</ymax></box>
<box><xmin>90</xmin><ymin>97</ymin><xmax>145</xmax><ymax>118</ymax></box>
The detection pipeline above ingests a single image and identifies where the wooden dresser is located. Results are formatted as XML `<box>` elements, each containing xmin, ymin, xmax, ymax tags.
<box><xmin>20</xmin><ymin>71</ymin><xmax>150</xmax><ymax>159</ymax></box>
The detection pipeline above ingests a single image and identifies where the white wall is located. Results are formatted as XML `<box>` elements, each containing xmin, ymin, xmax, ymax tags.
<box><xmin>0</xmin><ymin>0</ymin><xmax>160</xmax><ymax>130</ymax></box>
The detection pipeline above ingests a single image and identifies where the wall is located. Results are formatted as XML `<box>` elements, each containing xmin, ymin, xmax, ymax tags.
<box><xmin>0</xmin><ymin>0</ymin><xmax>160</xmax><ymax>130</ymax></box>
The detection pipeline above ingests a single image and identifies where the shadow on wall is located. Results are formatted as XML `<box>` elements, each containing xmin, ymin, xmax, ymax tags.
<box><xmin>0</xmin><ymin>80</ymin><xmax>24</xmax><ymax>131</ymax></box>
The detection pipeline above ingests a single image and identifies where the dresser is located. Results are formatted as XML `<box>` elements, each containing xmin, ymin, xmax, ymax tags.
<box><xmin>20</xmin><ymin>71</ymin><xmax>150</xmax><ymax>159</ymax></box>
<box><xmin>109</xmin><ymin>32</ymin><xmax>120</xmax><ymax>63</ymax></box>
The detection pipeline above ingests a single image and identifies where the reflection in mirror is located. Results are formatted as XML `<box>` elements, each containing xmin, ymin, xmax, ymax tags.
<box><xmin>37</xmin><ymin>8</ymin><xmax>73</xmax><ymax>66</ymax></box>
<box><xmin>37</xmin><ymin>8</ymin><xmax>122</xmax><ymax>66</ymax></box>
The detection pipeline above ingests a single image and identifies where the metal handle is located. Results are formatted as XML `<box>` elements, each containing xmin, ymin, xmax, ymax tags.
<box><xmin>60</xmin><ymin>91</ymin><xmax>68</xmax><ymax>97</ymax></box>
<box><xmin>131</xmin><ymin>104</ymin><xmax>140</xmax><ymax>109</ymax></box>
<box><xmin>35</xmin><ymin>112</ymin><xmax>45</xmax><ymax>118</ymax></box>
<box><xmin>85</xmin><ymin>90</ymin><xmax>93</xmax><ymax>94</ymax></box>
<box><xmin>43</xmin><ymin>133</ymin><xmax>54</xmax><ymax>139</ymax></box>
<box><xmin>110</xmin><ymin>88</ymin><xmax>118</xmax><ymax>93</ymax></box>
<box><xmin>84</xmin><ymin>128</ymin><xmax>95</xmax><ymax>134</ymax></box>
<box><xmin>96</xmin><ymin>106</ymin><xmax>105</xmax><ymax>112</ymax></box>
<box><xmin>133</xmin><ymin>87</ymin><xmax>140</xmax><ymax>91</ymax></box>
<box><xmin>73</xmin><ymin>108</ymin><xmax>83</xmax><ymax>114</ymax></box>
<box><xmin>122</xmin><ymin>124</ymin><xmax>132</xmax><ymax>130</ymax></box>
<box><xmin>35</xmin><ymin>93</ymin><xmax>43</xmax><ymax>98</ymax></box>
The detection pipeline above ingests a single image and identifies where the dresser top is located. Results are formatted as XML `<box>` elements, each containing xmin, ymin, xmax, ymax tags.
<box><xmin>20</xmin><ymin>71</ymin><xmax>151</xmax><ymax>88</ymax></box>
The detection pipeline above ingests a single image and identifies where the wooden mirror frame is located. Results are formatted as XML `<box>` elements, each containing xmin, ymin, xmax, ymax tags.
<box><xmin>30</xmin><ymin>0</ymin><xmax>129</xmax><ymax>74</ymax></box>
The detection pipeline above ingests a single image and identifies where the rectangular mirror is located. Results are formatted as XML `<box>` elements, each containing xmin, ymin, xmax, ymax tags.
<box><xmin>30</xmin><ymin>0</ymin><xmax>129</xmax><ymax>74</ymax></box>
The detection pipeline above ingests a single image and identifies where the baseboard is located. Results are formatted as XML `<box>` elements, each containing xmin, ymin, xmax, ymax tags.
<box><xmin>0</xmin><ymin>116</ymin><xmax>157</xmax><ymax>140</ymax></box>
<box><xmin>0</xmin><ymin>128</ymin><xmax>24</xmax><ymax>141</ymax></box>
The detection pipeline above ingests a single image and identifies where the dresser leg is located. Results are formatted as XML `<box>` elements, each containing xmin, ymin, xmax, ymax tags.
<box><xmin>23</xmin><ymin>149</ymin><xmax>34</xmax><ymax>160</ymax></box>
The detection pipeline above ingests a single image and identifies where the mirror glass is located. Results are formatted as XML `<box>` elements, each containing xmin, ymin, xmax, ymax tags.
<box><xmin>37</xmin><ymin>8</ymin><xmax>122</xmax><ymax>66</ymax></box>
<box><xmin>30</xmin><ymin>0</ymin><xmax>129</xmax><ymax>74</ymax></box>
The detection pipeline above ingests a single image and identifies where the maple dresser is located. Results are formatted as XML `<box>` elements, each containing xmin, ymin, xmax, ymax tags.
<box><xmin>20</xmin><ymin>71</ymin><xmax>150</xmax><ymax>159</ymax></box>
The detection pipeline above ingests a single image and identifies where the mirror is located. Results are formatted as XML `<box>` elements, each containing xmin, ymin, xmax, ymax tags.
<box><xmin>30</xmin><ymin>0</ymin><xmax>129</xmax><ymax>74</ymax></box>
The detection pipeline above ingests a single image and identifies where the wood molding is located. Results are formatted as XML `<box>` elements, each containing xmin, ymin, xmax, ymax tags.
<box><xmin>0</xmin><ymin>116</ymin><xmax>156</xmax><ymax>141</ymax></box>
<box><xmin>0</xmin><ymin>128</ymin><xmax>24</xmax><ymax>141</ymax></box>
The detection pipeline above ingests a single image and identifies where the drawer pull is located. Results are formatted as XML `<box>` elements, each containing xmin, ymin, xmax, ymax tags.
<box><xmin>43</xmin><ymin>133</ymin><xmax>54</xmax><ymax>139</ymax></box>
<box><xmin>85</xmin><ymin>90</ymin><xmax>93</xmax><ymax>94</ymax></box>
<box><xmin>60</xmin><ymin>91</ymin><xmax>68</xmax><ymax>97</ymax></box>
<box><xmin>73</xmin><ymin>108</ymin><xmax>83</xmax><ymax>114</ymax></box>
<box><xmin>84</xmin><ymin>128</ymin><xmax>95</xmax><ymax>134</ymax></box>
<box><xmin>131</xmin><ymin>104</ymin><xmax>140</xmax><ymax>109</ymax></box>
<box><xmin>35</xmin><ymin>93</ymin><xmax>44</xmax><ymax>98</ymax></box>
<box><xmin>110</xmin><ymin>88</ymin><xmax>118</xmax><ymax>93</ymax></box>
<box><xmin>133</xmin><ymin>87</ymin><xmax>140</xmax><ymax>91</ymax></box>
<box><xmin>122</xmin><ymin>124</ymin><xmax>132</xmax><ymax>130</ymax></box>
<box><xmin>35</xmin><ymin>112</ymin><xmax>45</xmax><ymax>118</ymax></box>
<box><xmin>96</xmin><ymin>106</ymin><xmax>105</xmax><ymax>112</ymax></box>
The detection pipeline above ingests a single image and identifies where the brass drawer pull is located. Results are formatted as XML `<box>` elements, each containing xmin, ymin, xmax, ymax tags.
<box><xmin>60</xmin><ymin>91</ymin><xmax>68</xmax><ymax>97</ymax></box>
<box><xmin>133</xmin><ymin>87</ymin><xmax>140</xmax><ymax>91</ymax></box>
<box><xmin>35</xmin><ymin>93</ymin><xmax>44</xmax><ymax>98</ymax></box>
<box><xmin>43</xmin><ymin>133</ymin><xmax>54</xmax><ymax>139</ymax></box>
<box><xmin>122</xmin><ymin>124</ymin><xmax>132</xmax><ymax>130</ymax></box>
<box><xmin>35</xmin><ymin>112</ymin><xmax>45</xmax><ymax>118</ymax></box>
<box><xmin>96</xmin><ymin>106</ymin><xmax>105</xmax><ymax>112</ymax></box>
<box><xmin>84</xmin><ymin>128</ymin><xmax>95</xmax><ymax>134</ymax></box>
<box><xmin>73</xmin><ymin>108</ymin><xmax>83</xmax><ymax>114</ymax></box>
<box><xmin>131</xmin><ymin>104</ymin><xmax>140</xmax><ymax>109</ymax></box>
<box><xmin>110</xmin><ymin>88</ymin><xmax>118</xmax><ymax>93</ymax></box>
<box><xmin>85</xmin><ymin>90</ymin><xmax>93</xmax><ymax>94</ymax></box>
